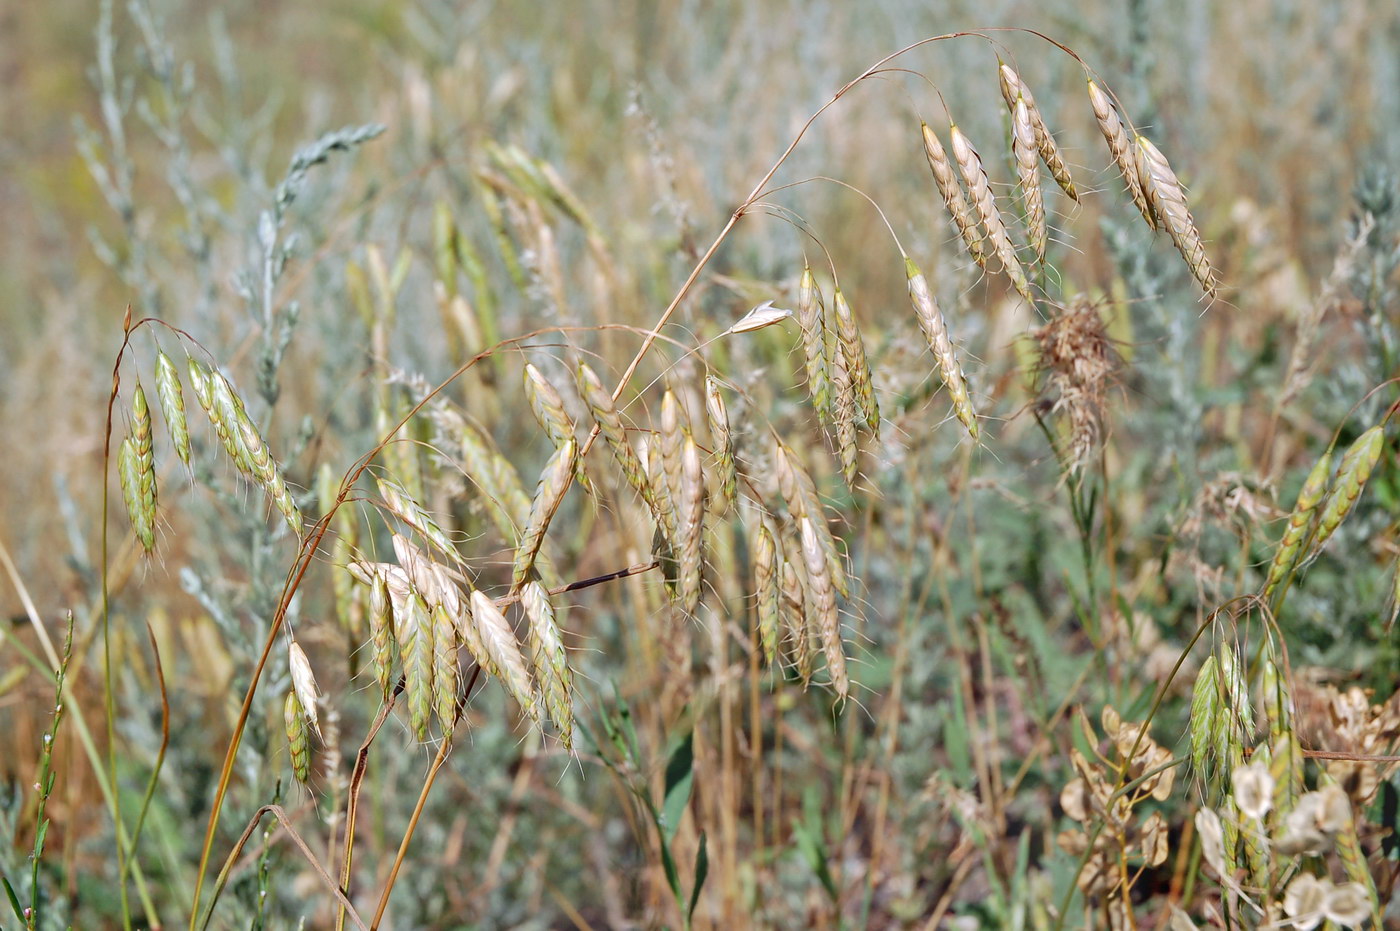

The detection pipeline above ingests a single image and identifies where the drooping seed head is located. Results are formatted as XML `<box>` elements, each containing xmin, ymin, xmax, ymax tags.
<box><xmin>949</xmin><ymin>123</ymin><xmax>1033</xmax><ymax>301</ymax></box>
<box><xmin>154</xmin><ymin>350</ymin><xmax>191</xmax><ymax>468</ymax></box>
<box><xmin>1134</xmin><ymin>134</ymin><xmax>1219</xmax><ymax>297</ymax></box>
<box><xmin>998</xmin><ymin>62</ymin><xmax>1078</xmax><ymax>202</ymax></box>
<box><xmin>920</xmin><ymin>121</ymin><xmax>986</xmax><ymax>267</ymax></box>
<box><xmin>800</xmin><ymin>516</ymin><xmax>848</xmax><ymax>700</ymax></box>
<box><xmin>287</xmin><ymin>639</ymin><xmax>322</xmax><ymax>737</ymax></box>
<box><xmin>753</xmin><ymin>523</ymin><xmax>779</xmax><ymax>666</ymax></box>
<box><xmin>284</xmin><ymin>690</ymin><xmax>311</xmax><ymax>783</ymax></box>
<box><xmin>1086</xmin><ymin>79</ymin><xmax>1155</xmax><ymax>228</ymax></box>
<box><xmin>704</xmin><ymin>376</ymin><xmax>737</xmax><ymax>514</ymax></box>
<box><xmin>905</xmin><ymin>257</ymin><xmax>978</xmax><ymax>439</ymax></box>
<box><xmin>469</xmin><ymin>589</ymin><xmax>539</xmax><ymax>720</ymax></box>
<box><xmin>521</xmin><ymin>581</ymin><xmax>573</xmax><ymax>747</ymax></box>
<box><xmin>797</xmin><ymin>263</ymin><xmax>832</xmax><ymax>420</ymax></box>
<box><xmin>513</xmin><ymin>439</ymin><xmax>577</xmax><ymax>589</ymax></box>
<box><xmin>831</xmin><ymin>288</ymin><xmax>879</xmax><ymax>435</ymax></box>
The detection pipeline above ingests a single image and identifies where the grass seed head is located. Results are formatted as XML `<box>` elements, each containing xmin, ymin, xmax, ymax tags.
<box><xmin>1134</xmin><ymin>134</ymin><xmax>1220</xmax><ymax>297</ymax></box>
<box><xmin>800</xmin><ymin>516</ymin><xmax>848</xmax><ymax>700</ymax></box>
<box><xmin>513</xmin><ymin>438</ymin><xmax>576</xmax><ymax>589</ymax></box>
<box><xmin>831</xmin><ymin>289</ymin><xmax>879</xmax><ymax>435</ymax></box>
<box><xmin>905</xmin><ymin>257</ymin><xmax>979</xmax><ymax>440</ymax></box>
<box><xmin>118</xmin><ymin>435</ymin><xmax>155</xmax><ymax>554</ymax></box>
<box><xmin>431</xmin><ymin>602</ymin><xmax>460</xmax><ymax>735</ymax></box>
<box><xmin>1012</xmin><ymin>94</ymin><xmax>1048</xmax><ymax>262</ymax></box>
<box><xmin>287</xmin><ymin>639</ymin><xmax>321</xmax><ymax>737</ymax></box>
<box><xmin>753</xmin><ymin>522</ymin><xmax>779</xmax><ymax>666</ymax></box>
<box><xmin>920</xmin><ymin>121</ymin><xmax>987</xmax><ymax>266</ymax></box>
<box><xmin>154</xmin><ymin>349</ymin><xmax>191</xmax><ymax>468</ymax></box>
<box><xmin>1034</xmin><ymin>297</ymin><xmax>1117</xmax><ymax>472</ymax></box>
<box><xmin>704</xmin><ymin>375</ymin><xmax>737</xmax><ymax>514</ymax></box>
<box><xmin>998</xmin><ymin>62</ymin><xmax>1078</xmax><ymax>201</ymax></box>
<box><xmin>949</xmin><ymin>123</ymin><xmax>1033</xmax><ymax>301</ymax></box>
<box><xmin>1311</xmin><ymin>426</ymin><xmax>1384</xmax><ymax>556</ymax></box>
<box><xmin>1263</xmin><ymin>449</ymin><xmax>1334</xmax><ymax>599</ymax></box>
<box><xmin>469</xmin><ymin>589</ymin><xmax>539</xmax><ymax>720</ymax></box>
<box><xmin>1086</xmin><ymin>79</ymin><xmax>1155</xmax><ymax>228</ymax></box>
<box><xmin>522</xmin><ymin>581</ymin><xmax>573</xmax><ymax>747</ymax></box>
<box><xmin>678</xmin><ymin>432</ymin><xmax>705</xmax><ymax>614</ymax></box>
<box><xmin>399</xmin><ymin>592</ymin><xmax>435</xmax><ymax>741</ymax></box>
<box><xmin>284</xmin><ymin>690</ymin><xmax>311</xmax><ymax>784</ymax></box>
<box><xmin>797</xmin><ymin>263</ymin><xmax>832</xmax><ymax>420</ymax></box>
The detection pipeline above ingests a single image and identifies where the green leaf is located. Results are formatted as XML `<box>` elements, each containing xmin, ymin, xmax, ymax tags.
<box><xmin>662</xmin><ymin>732</ymin><xmax>695</xmax><ymax>844</ymax></box>
<box><xmin>688</xmin><ymin>831</ymin><xmax>709</xmax><ymax>922</ymax></box>
<box><xmin>2</xmin><ymin>874</ymin><xmax>23</xmax><ymax>924</ymax></box>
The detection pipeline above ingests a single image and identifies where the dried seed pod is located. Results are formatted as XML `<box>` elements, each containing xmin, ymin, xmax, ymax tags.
<box><xmin>678</xmin><ymin>433</ymin><xmax>705</xmax><ymax>614</ymax></box>
<box><xmin>753</xmin><ymin>523</ymin><xmax>779</xmax><ymax>666</ymax></box>
<box><xmin>831</xmin><ymin>289</ymin><xmax>879</xmax><ymax>435</ymax></box>
<box><xmin>284</xmin><ymin>690</ymin><xmax>310</xmax><ymax>784</ymax></box>
<box><xmin>704</xmin><ymin>376</ymin><xmax>737</xmax><ymax>514</ymax></box>
<box><xmin>577</xmin><ymin>362</ymin><xmax>654</xmax><ymax>508</ymax></box>
<box><xmin>368</xmin><ymin>573</ymin><xmax>396</xmax><ymax>698</ymax></box>
<box><xmin>905</xmin><ymin>257</ymin><xmax>978</xmax><ymax>440</ymax></box>
<box><xmin>949</xmin><ymin>124</ymin><xmax>1033</xmax><ymax>301</ymax></box>
<box><xmin>1310</xmin><ymin>426</ymin><xmax>1384</xmax><ymax>557</ymax></box>
<box><xmin>513</xmin><ymin>439</ymin><xmax>576</xmax><ymax>589</ymax></box>
<box><xmin>1134</xmin><ymin>135</ymin><xmax>1219</xmax><ymax>297</ymax></box>
<box><xmin>399</xmin><ymin>592</ymin><xmax>434</xmax><ymax>741</ymax></box>
<box><xmin>469</xmin><ymin>590</ymin><xmax>538</xmax><ymax>720</ymax></box>
<box><xmin>1263</xmin><ymin>450</ymin><xmax>1333</xmax><ymax>600</ymax></box>
<box><xmin>1011</xmin><ymin>94</ymin><xmax>1047</xmax><ymax>262</ymax></box>
<box><xmin>431</xmin><ymin>603</ymin><xmax>460</xmax><ymax>734</ymax></box>
<box><xmin>118</xmin><ymin>436</ymin><xmax>155</xmax><ymax>554</ymax></box>
<box><xmin>154</xmin><ymin>349</ymin><xmax>191</xmax><ymax>468</ymax></box>
<box><xmin>1086</xmin><ymin>79</ymin><xmax>1155</xmax><ymax>228</ymax></box>
<box><xmin>801</xmin><ymin>517</ymin><xmax>848</xmax><ymax>700</ymax></box>
<box><xmin>377</xmin><ymin>475</ymin><xmax>458</xmax><ymax>561</ymax></box>
<box><xmin>797</xmin><ymin>264</ymin><xmax>832</xmax><ymax>420</ymax></box>
<box><xmin>920</xmin><ymin>121</ymin><xmax>987</xmax><ymax>266</ymax></box>
<box><xmin>287</xmin><ymin>639</ymin><xmax>321</xmax><ymax>737</ymax></box>
<box><xmin>521</xmin><ymin>582</ymin><xmax>573</xmax><ymax>747</ymax></box>
<box><xmin>524</xmin><ymin>362</ymin><xmax>593</xmax><ymax>494</ymax></box>
<box><xmin>998</xmin><ymin>63</ymin><xmax>1078</xmax><ymax>201</ymax></box>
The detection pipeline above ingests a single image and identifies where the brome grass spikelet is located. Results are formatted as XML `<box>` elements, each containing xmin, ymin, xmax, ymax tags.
<box><xmin>949</xmin><ymin>123</ymin><xmax>1033</xmax><ymax>301</ymax></box>
<box><xmin>521</xmin><ymin>581</ymin><xmax>573</xmax><ymax>747</ymax></box>
<box><xmin>920</xmin><ymin>121</ymin><xmax>987</xmax><ymax>267</ymax></box>
<box><xmin>154</xmin><ymin>349</ymin><xmax>191</xmax><ymax>469</ymax></box>
<box><xmin>905</xmin><ymin>256</ymin><xmax>978</xmax><ymax>440</ymax></box>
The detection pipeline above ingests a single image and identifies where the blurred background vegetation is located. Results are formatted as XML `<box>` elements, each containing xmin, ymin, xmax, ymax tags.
<box><xmin>2</xmin><ymin>0</ymin><xmax>1399</xmax><ymax>927</ymax></box>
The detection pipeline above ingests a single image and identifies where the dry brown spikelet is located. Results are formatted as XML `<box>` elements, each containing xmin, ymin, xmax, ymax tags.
<box><xmin>524</xmin><ymin>361</ymin><xmax>593</xmax><ymax>494</ymax></box>
<box><xmin>831</xmin><ymin>289</ymin><xmax>879</xmax><ymax>435</ymax></box>
<box><xmin>905</xmin><ymin>257</ymin><xmax>978</xmax><ymax>440</ymax></box>
<box><xmin>1086</xmin><ymin>79</ymin><xmax>1155</xmax><ymax>228</ymax></box>
<box><xmin>1011</xmin><ymin>94</ymin><xmax>1048</xmax><ymax>263</ymax></box>
<box><xmin>1134</xmin><ymin>135</ymin><xmax>1219</xmax><ymax>297</ymax></box>
<box><xmin>800</xmin><ymin>516</ymin><xmax>848</xmax><ymax>700</ymax></box>
<box><xmin>949</xmin><ymin>123</ymin><xmax>1033</xmax><ymax>301</ymax></box>
<box><xmin>704</xmin><ymin>376</ymin><xmax>737</xmax><ymax>514</ymax></box>
<box><xmin>920</xmin><ymin>121</ymin><xmax>987</xmax><ymax>267</ymax></box>
<box><xmin>677</xmin><ymin>432</ymin><xmax>706</xmax><ymax>614</ymax></box>
<box><xmin>998</xmin><ymin>62</ymin><xmax>1079</xmax><ymax>202</ymax></box>
<box><xmin>753</xmin><ymin>522</ymin><xmax>780</xmax><ymax>666</ymax></box>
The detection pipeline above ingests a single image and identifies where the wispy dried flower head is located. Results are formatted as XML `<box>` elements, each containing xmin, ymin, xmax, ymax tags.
<box><xmin>1034</xmin><ymin>297</ymin><xmax>1118</xmax><ymax>472</ymax></box>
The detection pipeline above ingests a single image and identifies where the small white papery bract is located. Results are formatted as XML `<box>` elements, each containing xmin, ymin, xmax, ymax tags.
<box><xmin>288</xmin><ymin>639</ymin><xmax>321</xmax><ymax>735</ymax></box>
<box><xmin>1322</xmin><ymin>882</ymin><xmax>1371</xmax><ymax>927</ymax></box>
<box><xmin>1231</xmin><ymin>760</ymin><xmax>1274</xmax><ymax>819</ymax></box>
<box><xmin>1194</xmin><ymin>808</ymin><xmax>1226</xmax><ymax>878</ymax></box>
<box><xmin>1283</xmin><ymin>873</ymin><xmax>1330</xmax><ymax>931</ymax></box>
<box><xmin>1166</xmin><ymin>906</ymin><xmax>1197</xmax><ymax>931</ymax></box>
<box><xmin>728</xmin><ymin>300</ymin><xmax>794</xmax><ymax>334</ymax></box>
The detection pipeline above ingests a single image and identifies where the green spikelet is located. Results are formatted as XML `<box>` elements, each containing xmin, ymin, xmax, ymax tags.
<box><xmin>285</xmin><ymin>690</ymin><xmax>310</xmax><ymax>783</ymax></box>
<box><xmin>1263</xmin><ymin>450</ymin><xmax>1333</xmax><ymax>601</ymax></box>
<box><xmin>431</xmin><ymin>603</ymin><xmax>460</xmax><ymax>736</ymax></box>
<box><xmin>400</xmin><ymin>592</ymin><xmax>434</xmax><ymax>741</ymax></box>
<box><xmin>154</xmin><ymin>350</ymin><xmax>191</xmax><ymax>468</ymax></box>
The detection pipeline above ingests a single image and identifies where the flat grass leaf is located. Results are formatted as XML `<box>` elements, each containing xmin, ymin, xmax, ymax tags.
<box><xmin>662</xmin><ymin>732</ymin><xmax>695</xmax><ymax>844</ymax></box>
<box><xmin>3</xmin><ymin>875</ymin><xmax>23</xmax><ymax>924</ymax></box>
<box><xmin>688</xmin><ymin>830</ymin><xmax>709</xmax><ymax>923</ymax></box>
